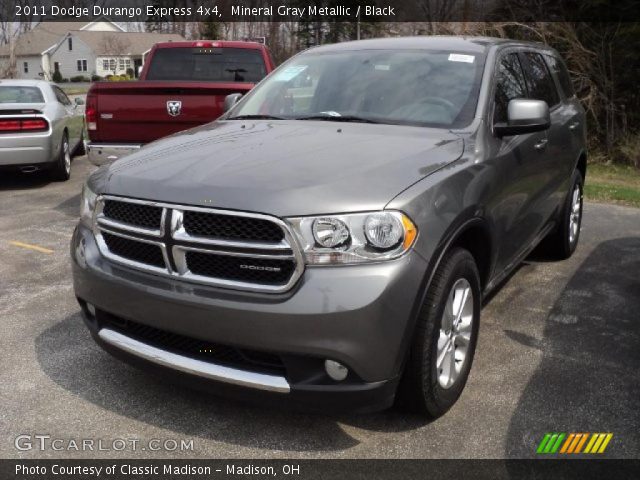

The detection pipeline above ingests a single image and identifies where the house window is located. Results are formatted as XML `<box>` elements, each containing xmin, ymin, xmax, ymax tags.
<box><xmin>23</xmin><ymin>62</ymin><xmax>28</xmax><ymax>73</ymax></box>
<box><xmin>102</xmin><ymin>59</ymin><xmax>116</xmax><ymax>72</ymax></box>
<box><xmin>118</xmin><ymin>58</ymin><xmax>132</xmax><ymax>71</ymax></box>
<box><xmin>77</xmin><ymin>59</ymin><xmax>87</xmax><ymax>72</ymax></box>
<box><xmin>68</xmin><ymin>37</ymin><xmax>72</xmax><ymax>51</ymax></box>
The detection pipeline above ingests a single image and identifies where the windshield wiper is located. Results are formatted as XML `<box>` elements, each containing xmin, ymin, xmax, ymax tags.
<box><xmin>295</xmin><ymin>114</ymin><xmax>380</xmax><ymax>124</ymax></box>
<box><xmin>227</xmin><ymin>114</ymin><xmax>286</xmax><ymax>120</ymax></box>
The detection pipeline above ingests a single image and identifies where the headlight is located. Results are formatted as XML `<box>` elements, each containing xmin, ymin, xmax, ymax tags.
<box><xmin>79</xmin><ymin>183</ymin><xmax>97</xmax><ymax>228</ymax></box>
<box><xmin>287</xmin><ymin>211</ymin><xmax>417</xmax><ymax>265</ymax></box>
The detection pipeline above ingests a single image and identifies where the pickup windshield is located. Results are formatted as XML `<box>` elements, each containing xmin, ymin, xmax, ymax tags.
<box><xmin>145</xmin><ymin>47</ymin><xmax>267</xmax><ymax>82</ymax></box>
<box><xmin>229</xmin><ymin>49</ymin><xmax>484</xmax><ymax>127</ymax></box>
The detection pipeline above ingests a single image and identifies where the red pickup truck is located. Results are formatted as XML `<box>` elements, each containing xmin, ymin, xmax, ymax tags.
<box><xmin>85</xmin><ymin>41</ymin><xmax>274</xmax><ymax>165</ymax></box>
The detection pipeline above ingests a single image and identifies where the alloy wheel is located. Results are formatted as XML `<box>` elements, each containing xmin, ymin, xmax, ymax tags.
<box><xmin>437</xmin><ymin>278</ymin><xmax>474</xmax><ymax>389</ymax></box>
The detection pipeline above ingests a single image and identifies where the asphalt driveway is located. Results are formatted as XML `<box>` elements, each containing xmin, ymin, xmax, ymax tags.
<box><xmin>1</xmin><ymin>156</ymin><xmax>638</xmax><ymax>459</ymax></box>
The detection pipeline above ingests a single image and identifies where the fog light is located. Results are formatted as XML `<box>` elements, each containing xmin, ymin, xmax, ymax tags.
<box><xmin>324</xmin><ymin>359</ymin><xmax>348</xmax><ymax>381</ymax></box>
<box><xmin>86</xmin><ymin>303</ymin><xmax>96</xmax><ymax>317</ymax></box>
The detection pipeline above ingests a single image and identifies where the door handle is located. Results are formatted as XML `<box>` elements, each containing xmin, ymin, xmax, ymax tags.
<box><xmin>533</xmin><ymin>139</ymin><xmax>548</xmax><ymax>151</ymax></box>
<box><xmin>568</xmin><ymin>121</ymin><xmax>580</xmax><ymax>131</ymax></box>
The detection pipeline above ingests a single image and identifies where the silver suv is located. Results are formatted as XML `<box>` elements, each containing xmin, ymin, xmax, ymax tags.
<box><xmin>72</xmin><ymin>37</ymin><xmax>586</xmax><ymax>416</ymax></box>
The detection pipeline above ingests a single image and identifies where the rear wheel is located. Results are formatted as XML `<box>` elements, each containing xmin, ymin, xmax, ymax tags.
<box><xmin>545</xmin><ymin>170</ymin><xmax>583</xmax><ymax>259</ymax></box>
<box><xmin>396</xmin><ymin>248</ymin><xmax>481</xmax><ymax>418</ymax></box>
<box><xmin>51</xmin><ymin>132</ymin><xmax>71</xmax><ymax>181</ymax></box>
<box><xmin>74</xmin><ymin>131</ymin><xmax>86</xmax><ymax>156</ymax></box>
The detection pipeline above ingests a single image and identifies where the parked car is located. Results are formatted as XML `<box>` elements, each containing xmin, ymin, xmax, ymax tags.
<box><xmin>85</xmin><ymin>41</ymin><xmax>275</xmax><ymax>165</ymax></box>
<box><xmin>0</xmin><ymin>79</ymin><xmax>85</xmax><ymax>180</ymax></box>
<box><xmin>72</xmin><ymin>36</ymin><xmax>586</xmax><ymax>416</ymax></box>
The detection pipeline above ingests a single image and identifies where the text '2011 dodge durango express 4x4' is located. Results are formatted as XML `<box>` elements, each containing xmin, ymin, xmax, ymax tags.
<box><xmin>72</xmin><ymin>37</ymin><xmax>586</xmax><ymax>416</ymax></box>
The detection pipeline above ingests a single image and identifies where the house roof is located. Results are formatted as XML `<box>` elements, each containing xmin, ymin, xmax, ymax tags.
<box><xmin>68</xmin><ymin>31</ymin><xmax>185</xmax><ymax>56</ymax></box>
<box><xmin>0</xmin><ymin>22</ymin><xmax>89</xmax><ymax>56</ymax></box>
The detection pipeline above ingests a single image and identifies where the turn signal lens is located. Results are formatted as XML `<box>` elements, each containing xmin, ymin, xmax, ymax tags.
<box><xmin>401</xmin><ymin>213</ymin><xmax>418</xmax><ymax>250</ymax></box>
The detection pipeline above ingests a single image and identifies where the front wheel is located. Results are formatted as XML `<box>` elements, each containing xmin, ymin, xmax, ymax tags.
<box><xmin>396</xmin><ymin>248</ymin><xmax>481</xmax><ymax>418</ymax></box>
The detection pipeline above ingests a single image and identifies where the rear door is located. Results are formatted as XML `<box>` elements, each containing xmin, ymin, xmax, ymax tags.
<box><xmin>543</xmin><ymin>53</ymin><xmax>585</xmax><ymax>181</ymax></box>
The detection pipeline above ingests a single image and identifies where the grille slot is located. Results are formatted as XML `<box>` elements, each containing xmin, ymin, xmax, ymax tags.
<box><xmin>100</xmin><ymin>312</ymin><xmax>285</xmax><ymax>374</ymax></box>
<box><xmin>183</xmin><ymin>210</ymin><xmax>284</xmax><ymax>243</ymax></box>
<box><xmin>185</xmin><ymin>251</ymin><xmax>295</xmax><ymax>285</ymax></box>
<box><xmin>103</xmin><ymin>200</ymin><xmax>162</xmax><ymax>230</ymax></box>
<box><xmin>102</xmin><ymin>232</ymin><xmax>165</xmax><ymax>268</ymax></box>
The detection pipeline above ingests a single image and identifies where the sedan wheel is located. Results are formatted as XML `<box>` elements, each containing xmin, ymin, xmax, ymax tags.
<box><xmin>51</xmin><ymin>133</ymin><xmax>71</xmax><ymax>181</ymax></box>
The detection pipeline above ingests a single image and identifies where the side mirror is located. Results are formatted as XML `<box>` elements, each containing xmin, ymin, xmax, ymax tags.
<box><xmin>74</xmin><ymin>97</ymin><xmax>85</xmax><ymax>106</ymax></box>
<box><xmin>494</xmin><ymin>99</ymin><xmax>550</xmax><ymax>137</ymax></box>
<box><xmin>223</xmin><ymin>93</ymin><xmax>243</xmax><ymax>113</ymax></box>
<box><xmin>137</xmin><ymin>65</ymin><xmax>143</xmax><ymax>76</ymax></box>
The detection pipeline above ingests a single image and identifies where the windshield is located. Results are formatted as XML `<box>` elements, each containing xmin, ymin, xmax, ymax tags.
<box><xmin>146</xmin><ymin>47</ymin><xmax>267</xmax><ymax>82</ymax></box>
<box><xmin>0</xmin><ymin>86</ymin><xmax>45</xmax><ymax>104</ymax></box>
<box><xmin>229</xmin><ymin>49</ymin><xmax>484</xmax><ymax>127</ymax></box>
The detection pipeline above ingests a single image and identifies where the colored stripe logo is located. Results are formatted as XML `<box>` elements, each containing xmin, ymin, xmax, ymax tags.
<box><xmin>537</xmin><ymin>433</ymin><xmax>613</xmax><ymax>454</ymax></box>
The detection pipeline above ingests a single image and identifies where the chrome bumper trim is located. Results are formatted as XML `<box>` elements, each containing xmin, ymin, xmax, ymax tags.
<box><xmin>98</xmin><ymin>328</ymin><xmax>291</xmax><ymax>393</ymax></box>
<box><xmin>86</xmin><ymin>143</ymin><xmax>142</xmax><ymax>166</ymax></box>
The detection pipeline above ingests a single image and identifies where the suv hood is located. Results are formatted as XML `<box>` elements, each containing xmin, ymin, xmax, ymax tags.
<box><xmin>99</xmin><ymin>120</ymin><xmax>463</xmax><ymax>217</ymax></box>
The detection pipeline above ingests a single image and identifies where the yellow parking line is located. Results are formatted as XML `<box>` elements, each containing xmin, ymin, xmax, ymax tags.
<box><xmin>9</xmin><ymin>241</ymin><xmax>54</xmax><ymax>254</ymax></box>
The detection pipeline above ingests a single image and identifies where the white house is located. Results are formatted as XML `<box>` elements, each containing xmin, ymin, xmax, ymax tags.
<box><xmin>0</xmin><ymin>20</ymin><xmax>184</xmax><ymax>80</ymax></box>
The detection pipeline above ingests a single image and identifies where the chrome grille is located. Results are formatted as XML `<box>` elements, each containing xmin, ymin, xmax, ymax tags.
<box><xmin>93</xmin><ymin>196</ymin><xmax>303</xmax><ymax>293</ymax></box>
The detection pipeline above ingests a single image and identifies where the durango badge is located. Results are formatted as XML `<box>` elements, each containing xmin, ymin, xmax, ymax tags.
<box><xmin>167</xmin><ymin>100</ymin><xmax>182</xmax><ymax>117</ymax></box>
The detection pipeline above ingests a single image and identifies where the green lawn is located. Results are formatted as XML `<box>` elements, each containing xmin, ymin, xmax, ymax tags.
<box><xmin>57</xmin><ymin>84</ymin><xmax>90</xmax><ymax>95</ymax></box>
<box><xmin>585</xmin><ymin>163</ymin><xmax>640</xmax><ymax>208</ymax></box>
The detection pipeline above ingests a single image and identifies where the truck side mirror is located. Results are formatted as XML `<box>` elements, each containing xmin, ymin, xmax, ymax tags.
<box><xmin>223</xmin><ymin>93</ymin><xmax>243</xmax><ymax>113</ymax></box>
<box><xmin>494</xmin><ymin>99</ymin><xmax>550</xmax><ymax>137</ymax></box>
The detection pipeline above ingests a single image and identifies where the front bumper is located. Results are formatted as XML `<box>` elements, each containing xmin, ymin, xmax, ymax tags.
<box><xmin>0</xmin><ymin>132</ymin><xmax>54</xmax><ymax>166</ymax></box>
<box><xmin>86</xmin><ymin>142</ymin><xmax>141</xmax><ymax>166</ymax></box>
<box><xmin>71</xmin><ymin>224</ymin><xmax>428</xmax><ymax>412</ymax></box>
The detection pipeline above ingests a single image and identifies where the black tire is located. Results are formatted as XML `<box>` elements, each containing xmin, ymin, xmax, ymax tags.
<box><xmin>544</xmin><ymin>170</ymin><xmax>584</xmax><ymax>259</ymax></box>
<box><xmin>51</xmin><ymin>132</ymin><xmax>71</xmax><ymax>181</ymax></box>
<box><xmin>396</xmin><ymin>247</ymin><xmax>481</xmax><ymax>418</ymax></box>
<box><xmin>74</xmin><ymin>132</ymin><xmax>86</xmax><ymax>156</ymax></box>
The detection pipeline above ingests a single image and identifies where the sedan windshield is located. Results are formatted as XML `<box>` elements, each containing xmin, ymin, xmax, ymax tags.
<box><xmin>229</xmin><ymin>49</ymin><xmax>484</xmax><ymax>128</ymax></box>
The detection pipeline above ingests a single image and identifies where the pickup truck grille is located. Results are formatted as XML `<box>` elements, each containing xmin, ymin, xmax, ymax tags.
<box><xmin>94</xmin><ymin>196</ymin><xmax>303</xmax><ymax>293</ymax></box>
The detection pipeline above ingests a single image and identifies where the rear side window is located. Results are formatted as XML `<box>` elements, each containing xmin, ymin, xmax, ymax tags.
<box><xmin>0</xmin><ymin>86</ymin><xmax>45</xmax><ymax>103</ymax></box>
<box><xmin>521</xmin><ymin>52</ymin><xmax>560</xmax><ymax>107</ymax></box>
<box><xmin>53</xmin><ymin>86</ymin><xmax>71</xmax><ymax>106</ymax></box>
<box><xmin>146</xmin><ymin>47</ymin><xmax>267</xmax><ymax>82</ymax></box>
<box><xmin>544</xmin><ymin>54</ymin><xmax>575</xmax><ymax>98</ymax></box>
<box><xmin>494</xmin><ymin>53</ymin><xmax>528</xmax><ymax>123</ymax></box>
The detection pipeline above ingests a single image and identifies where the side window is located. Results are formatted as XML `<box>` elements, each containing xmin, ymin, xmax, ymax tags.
<box><xmin>53</xmin><ymin>86</ymin><xmax>71</xmax><ymax>106</ymax></box>
<box><xmin>544</xmin><ymin>54</ymin><xmax>575</xmax><ymax>99</ymax></box>
<box><xmin>521</xmin><ymin>52</ymin><xmax>560</xmax><ymax>107</ymax></box>
<box><xmin>494</xmin><ymin>53</ymin><xmax>528</xmax><ymax>124</ymax></box>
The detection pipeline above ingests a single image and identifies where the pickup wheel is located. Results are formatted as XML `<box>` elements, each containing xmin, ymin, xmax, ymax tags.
<box><xmin>51</xmin><ymin>132</ymin><xmax>71</xmax><ymax>181</ymax></box>
<box><xmin>74</xmin><ymin>131</ymin><xmax>86</xmax><ymax>156</ymax></box>
<box><xmin>396</xmin><ymin>247</ymin><xmax>481</xmax><ymax>418</ymax></box>
<box><xmin>545</xmin><ymin>170</ymin><xmax>584</xmax><ymax>259</ymax></box>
